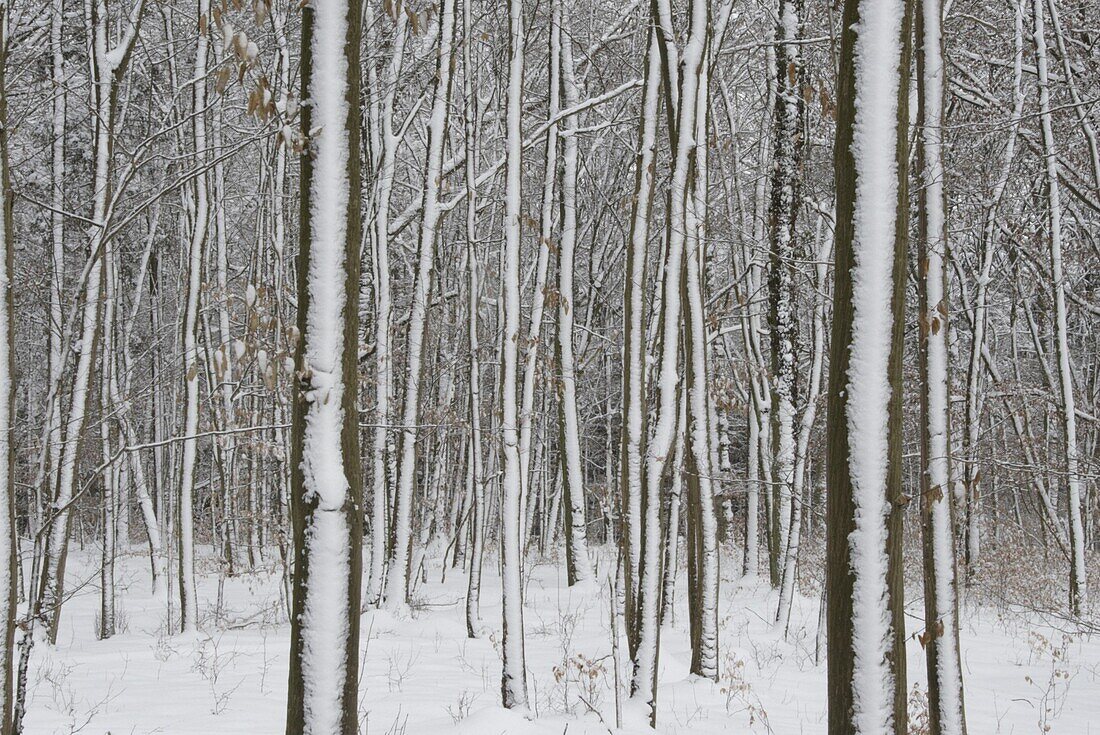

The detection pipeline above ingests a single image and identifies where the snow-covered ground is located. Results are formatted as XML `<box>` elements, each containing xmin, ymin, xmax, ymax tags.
<box><xmin>22</xmin><ymin>546</ymin><xmax>1100</xmax><ymax>733</ymax></box>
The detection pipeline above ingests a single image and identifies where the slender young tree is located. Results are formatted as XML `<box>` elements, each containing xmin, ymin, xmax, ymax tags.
<box><xmin>1030</xmin><ymin>0</ymin><xmax>1088</xmax><ymax>618</ymax></box>
<box><xmin>177</xmin><ymin>0</ymin><xmax>211</xmax><ymax>632</ymax></box>
<box><xmin>517</xmin><ymin>0</ymin><xmax>561</xmax><ymax>543</ymax></box>
<box><xmin>284</xmin><ymin>0</ymin><xmax>364</xmax><ymax>726</ymax></box>
<box><xmin>45</xmin><ymin>0</ymin><xmax>66</xmax><ymax>570</ymax></box>
<box><xmin>556</xmin><ymin>5</ymin><xmax>593</xmax><ymax>587</ymax></box>
<box><xmin>0</xmin><ymin>3</ymin><xmax>16</xmax><ymax>725</ymax></box>
<box><xmin>825</xmin><ymin>0</ymin><xmax>912</xmax><ymax>730</ymax></box>
<box><xmin>681</xmin><ymin>12</ymin><xmax>718</xmax><ymax>680</ymax></box>
<box><xmin>364</xmin><ymin>7</ymin><xmax>409</xmax><ymax>608</ymax></box>
<box><xmin>500</xmin><ymin>0</ymin><xmax>529</xmax><ymax>710</ymax></box>
<box><xmin>767</xmin><ymin>0</ymin><xmax>805</xmax><ymax>586</ymax></box>
<box><xmin>385</xmin><ymin>0</ymin><xmax>457</xmax><ymax>609</ymax></box>
<box><xmin>632</xmin><ymin>0</ymin><xmax>710</xmax><ymax>721</ymax></box>
<box><xmin>36</xmin><ymin>0</ymin><xmax>146</xmax><ymax>644</ymax></box>
<box><xmin>462</xmin><ymin>0</ymin><xmax>486</xmax><ymax>640</ymax></box>
<box><xmin>99</xmin><ymin>244</ymin><xmax>119</xmax><ymax>641</ymax></box>
<box><xmin>916</xmin><ymin>0</ymin><xmax>967</xmax><ymax>729</ymax></box>
<box><xmin>777</xmin><ymin>215</ymin><xmax>830</xmax><ymax>633</ymax></box>
<box><xmin>620</xmin><ymin>20</ymin><xmax>661</xmax><ymax>666</ymax></box>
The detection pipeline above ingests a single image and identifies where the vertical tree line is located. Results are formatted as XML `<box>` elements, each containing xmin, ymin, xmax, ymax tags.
<box><xmin>0</xmin><ymin>0</ymin><xmax>1088</xmax><ymax>731</ymax></box>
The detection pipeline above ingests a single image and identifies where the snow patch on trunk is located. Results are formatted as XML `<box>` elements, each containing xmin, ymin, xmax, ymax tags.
<box><xmin>846</xmin><ymin>0</ymin><xmax>905</xmax><ymax>730</ymax></box>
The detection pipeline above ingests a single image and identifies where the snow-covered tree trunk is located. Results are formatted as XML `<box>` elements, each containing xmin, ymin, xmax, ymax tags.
<box><xmin>681</xmin><ymin>24</ymin><xmax>718</xmax><ymax>680</ymax></box>
<box><xmin>45</xmin><ymin>0</ymin><xmax>66</xmax><ymax>562</ymax></box>
<box><xmin>385</xmin><ymin>0</ymin><xmax>457</xmax><ymax>610</ymax></box>
<box><xmin>632</xmin><ymin>0</ymin><xmax>709</xmax><ymax>720</ymax></box>
<box><xmin>36</xmin><ymin>0</ymin><xmax>145</xmax><ymax>644</ymax></box>
<box><xmin>1030</xmin><ymin>0</ymin><xmax>1088</xmax><ymax>618</ymax></box>
<box><xmin>555</xmin><ymin>8</ymin><xmax>593</xmax><ymax>587</ymax></box>
<box><xmin>271</xmin><ymin>1</ymin><xmax>293</xmax><ymax>597</ymax></box>
<box><xmin>517</xmin><ymin>0</ymin><xmax>561</xmax><ymax>549</ymax></box>
<box><xmin>776</xmin><ymin>214</ymin><xmax>830</xmax><ymax>633</ymax></box>
<box><xmin>962</xmin><ymin>0</ymin><xmax>1024</xmax><ymax>583</ymax></box>
<box><xmin>661</xmin><ymin>397</ymin><xmax>685</xmax><ymax>626</ymax></box>
<box><xmin>916</xmin><ymin>0</ymin><xmax>967</xmax><ymax>726</ymax></box>
<box><xmin>177</xmin><ymin>0</ymin><xmax>211</xmax><ymax>632</ymax></box>
<box><xmin>825</xmin><ymin>0</ymin><xmax>912</xmax><ymax>728</ymax></box>
<box><xmin>767</xmin><ymin>0</ymin><xmax>804</xmax><ymax>583</ymax></box>
<box><xmin>99</xmin><ymin>244</ymin><xmax>119</xmax><ymax>641</ymax></box>
<box><xmin>364</xmin><ymin>8</ymin><xmax>408</xmax><ymax>609</ymax></box>
<box><xmin>211</xmin><ymin>80</ymin><xmax>245</xmax><ymax>567</ymax></box>
<box><xmin>462</xmin><ymin>0</ymin><xmax>485</xmax><ymax>640</ymax></box>
<box><xmin>620</xmin><ymin>22</ymin><xmax>661</xmax><ymax>662</ymax></box>
<box><xmin>500</xmin><ymin>0</ymin><xmax>529</xmax><ymax>711</ymax></box>
<box><xmin>743</xmin><ymin>397</ymin><xmax>761</xmax><ymax>577</ymax></box>
<box><xmin>284</xmin><ymin>0</ymin><xmax>365</xmax><ymax>726</ymax></box>
<box><xmin>0</xmin><ymin>9</ymin><xmax>17</xmax><ymax>723</ymax></box>
<box><xmin>106</xmin><ymin>209</ymin><xmax>164</xmax><ymax>595</ymax></box>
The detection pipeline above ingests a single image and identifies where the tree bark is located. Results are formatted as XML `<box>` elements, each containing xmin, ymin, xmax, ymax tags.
<box><xmin>825</xmin><ymin>0</ymin><xmax>912</xmax><ymax>728</ymax></box>
<box><xmin>284</xmin><ymin>0</ymin><xmax>364</xmax><ymax>726</ymax></box>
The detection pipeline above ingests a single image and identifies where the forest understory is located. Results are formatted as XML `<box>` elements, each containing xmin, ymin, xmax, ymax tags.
<box><xmin>0</xmin><ymin>0</ymin><xmax>1096</xmax><ymax>730</ymax></box>
<box><xmin>21</xmin><ymin>540</ymin><xmax>1100</xmax><ymax>734</ymax></box>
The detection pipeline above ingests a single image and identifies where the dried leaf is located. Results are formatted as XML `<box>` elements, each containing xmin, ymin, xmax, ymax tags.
<box><xmin>215</xmin><ymin>67</ymin><xmax>231</xmax><ymax>94</ymax></box>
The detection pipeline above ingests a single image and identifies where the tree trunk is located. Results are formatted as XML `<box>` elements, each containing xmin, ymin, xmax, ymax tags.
<box><xmin>385</xmin><ymin>0</ymin><xmax>457</xmax><ymax>610</ymax></box>
<box><xmin>825</xmin><ymin>0</ymin><xmax>912</xmax><ymax>728</ymax></box>
<box><xmin>1030</xmin><ymin>0</ymin><xmax>1088</xmax><ymax>618</ymax></box>
<box><xmin>0</xmin><ymin>11</ymin><xmax>18</xmax><ymax>725</ymax></box>
<box><xmin>916</xmin><ymin>0</ymin><xmax>967</xmax><ymax>726</ymax></box>
<box><xmin>500</xmin><ymin>0</ymin><xmax>529</xmax><ymax>710</ymax></box>
<box><xmin>556</xmin><ymin>7</ymin><xmax>593</xmax><ymax>587</ymax></box>
<box><xmin>284</xmin><ymin>0</ymin><xmax>364</xmax><ymax>726</ymax></box>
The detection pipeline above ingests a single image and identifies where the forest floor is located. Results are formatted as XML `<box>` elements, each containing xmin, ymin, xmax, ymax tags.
<box><xmin>20</xmin><ymin>545</ymin><xmax>1100</xmax><ymax>734</ymax></box>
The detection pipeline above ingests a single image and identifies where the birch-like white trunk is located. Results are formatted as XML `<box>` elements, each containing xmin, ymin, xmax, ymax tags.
<box><xmin>1031</xmin><ymin>0</ymin><xmax>1088</xmax><ymax>617</ymax></box>
<box><xmin>500</xmin><ymin>0</ymin><xmax>529</xmax><ymax>709</ymax></box>
<box><xmin>682</xmin><ymin>29</ymin><xmax>718</xmax><ymax>680</ymax></box>
<box><xmin>621</xmin><ymin>24</ymin><xmax>661</xmax><ymax>662</ymax></box>
<box><xmin>962</xmin><ymin>0</ymin><xmax>1024</xmax><ymax>581</ymax></box>
<box><xmin>37</xmin><ymin>0</ymin><xmax>146</xmax><ymax>642</ymax></box>
<box><xmin>385</xmin><ymin>0</ymin><xmax>457</xmax><ymax>610</ymax></box>
<box><xmin>365</xmin><ymin>8</ymin><xmax>408</xmax><ymax>608</ymax></box>
<box><xmin>517</xmin><ymin>0</ymin><xmax>561</xmax><ymax>549</ymax></box>
<box><xmin>917</xmin><ymin>0</ymin><xmax>967</xmax><ymax>724</ymax></box>
<box><xmin>177</xmin><ymin>0</ymin><xmax>210</xmax><ymax>632</ymax></box>
<box><xmin>632</xmin><ymin>0</ymin><xmax>708</xmax><ymax>718</ymax></box>
<box><xmin>556</xmin><ymin>7</ymin><xmax>593</xmax><ymax>587</ymax></box>
<box><xmin>0</xmin><ymin>15</ymin><xmax>18</xmax><ymax>725</ymax></box>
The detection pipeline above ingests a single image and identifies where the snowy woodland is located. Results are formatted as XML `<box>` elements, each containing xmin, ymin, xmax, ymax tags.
<box><xmin>0</xmin><ymin>0</ymin><xmax>1095</xmax><ymax>731</ymax></box>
